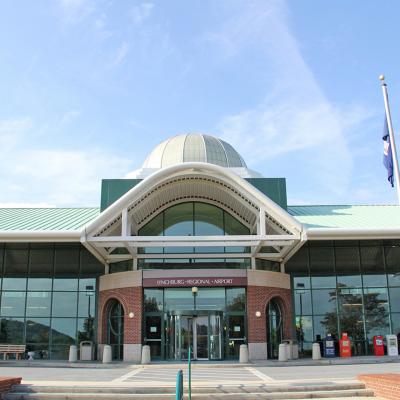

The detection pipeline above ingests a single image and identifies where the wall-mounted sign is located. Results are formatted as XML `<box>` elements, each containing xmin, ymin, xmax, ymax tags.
<box><xmin>234</xmin><ymin>326</ymin><xmax>241</xmax><ymax>332</ymax></box>
<box><xmin>143</xmin><ymin>276</ymin><xmax>247</xmax><ymax>288</ymax></box>
<box><xmin>150</xmin><ymin>326</ymin><xmax>157</xmax><ymax>333</ymax></box>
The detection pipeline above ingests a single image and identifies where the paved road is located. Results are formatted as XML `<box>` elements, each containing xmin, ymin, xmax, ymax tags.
<box><xmin>0</xmin><ymin>362</ymin><xmax>399</xmax><ymax>386</ymax></box>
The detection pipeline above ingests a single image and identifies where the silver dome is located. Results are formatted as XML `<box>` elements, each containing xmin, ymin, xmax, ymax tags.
<box><xmin>142</xmin><ymin>133</ymin><xmax>247</xmax><ymax>169</ymax></box>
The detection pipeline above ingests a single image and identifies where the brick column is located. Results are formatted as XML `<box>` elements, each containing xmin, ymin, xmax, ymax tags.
<box><xmin>98</xmin><ymin>287</ymin><xmax>142</xmax><ymax>362</ymax></box>
<box><xmin>247</xmin><ymin>285</ymin><xmax>293</xmax><ymax>360</ymax></box>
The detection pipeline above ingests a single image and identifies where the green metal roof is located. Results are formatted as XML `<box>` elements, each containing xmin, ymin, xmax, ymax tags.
<box><xmin>0</xmin><ymin>205</ymin><xmax>399</xmax><ymax>232</ymax></box>
<box><xmin>0</xmin><ymin>208</ymin><xmax>100</xmax><ymax>231</ymax></box>
<box><xmin>288</xmin><ymin>205</ymin><xmax>400</xmax><ymax>229</ymax></box>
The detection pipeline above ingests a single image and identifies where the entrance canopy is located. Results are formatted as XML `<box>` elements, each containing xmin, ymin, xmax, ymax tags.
<box><xmin>83</xmin><ymin>163</ymin><xmax>304</xmax><ymax>265</ymax></box>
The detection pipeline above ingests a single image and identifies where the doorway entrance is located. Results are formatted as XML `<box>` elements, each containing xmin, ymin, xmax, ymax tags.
<box><xmin>266</xmin><ymin>298</ymin><xmax>283</xmax><ymax>359</ymax></box>
<box><xmin>167</xmin><ymin>313</ymin><xmax>222</xmax><ymax>360</ymax></box>
<box><xmin>107</xmin><ymin>299</ymin><xmax>124</xmax><ymax>360</ymax></box>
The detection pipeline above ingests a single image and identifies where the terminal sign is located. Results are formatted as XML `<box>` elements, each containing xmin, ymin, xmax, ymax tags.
<box><xmin>143</xmin><ymin>276</ymin><xmax>247</xmax><ymax>287</ymax></box>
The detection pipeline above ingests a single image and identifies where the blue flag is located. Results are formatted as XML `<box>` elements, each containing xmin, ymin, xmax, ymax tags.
<box><xmin>383</xmin><ymin>117</ymin><xmax>394</xmax><ymax>187</ymax></box>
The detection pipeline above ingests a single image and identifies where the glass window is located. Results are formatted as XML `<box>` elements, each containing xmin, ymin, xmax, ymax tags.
<box><xmin>54</xmin><ymin>246</ymin><xmax>79</xmax><ymax>276</ymax></box>
<box><xmin>78</xmin><ymin>291</ymin><xmax>96</xmax><ymax>318</ymax></box>
<box><xmin>164</xmin><ymin>203</ymin><xmax>193</xmax><ymax>236</ymax></box>
<box><xmin>28</xmin><ymin>278</ymin><xmax>52</xmax><ymax>291</ymax></box>
<box><xmin>364</xmin><ymin>288</ymin><xmax>390</xmax><ymax>339</ymax></box>
<box><xmin>80</xmin><ymin>250</ymin><xmax>103</xmax><ymax>276</ymax></box>
<box><xmin>2</xmin><ymin>278</ymin><xmax>27</xmax><ymax>290</ymax></box>
<box><xmin>26</xmin><ymin>343</ymin><xmax>49</xmax><ymax>359</ymax></box>
<box><xmin>335</xmin><ymin>246</ymin><xmax>362</xmax><ymax>288</ymax></box>
<box><xmin>194</xmin><ymin>203</ymin><xmax>223</xmax><ymax>235</ymax></box>
<box><xmin>295</xmin><ymin>316</ymin><xmax>313</xmax><ymax>342</ymax></box>
<box><xmin>79</xmin><ymin>278</ymin><xmax>96</xmax><ymax>292</ymax></box>
<box><xmin>227</xmin><ymin>315</ymin><xmax>245</xmax><ymax>339</ymax></box>
<box><xmin>1</xmin><ymin>291</ymin><xmax>26</xmax><ymax>316</ymax></box>
<box><xmin>4</xmin><ymin>247</ymin><xmax>28</xmax><ymax>277</ymax></box>
<box><xmin>144</xmin><ymin>289</ymin><xmax>163</xmax><ymax>312</ymax></box>
<box><xmin>312</xmin><ymin>289</ymin><xmax>337</xmax><ymax>315</ymax></box>
<box><xmin>52</xmin><ymin>292</ymin><xmax>78</xmax><ymax>317</ymax></box>
<box><xmin>293</xmin><ymin>276</ymin><xmax>311</xmax><ymax>290</ymax></box>
<box><xmin>196</xmin><ymin>288</ymin><xmax>225</xmax><ymax>310</ymax></box>
<box><xmin>77</xmin><ymin>317</ymin><xmax>95</xmax><ymax>342</ymax></box>
<box><xmin>145</xmin><ymin>316</ymin><xmax>162</xmax><ymax>340</ymax></box>
<box><xmin>309</xmin><ymin>246</ymin><xmax>336</xmax><ymax>288</ymax></box>
<box><xmin>294</xmin><ymin>289</ymin><xmax>312</xmax><ymax>315</ymax></box>
<box><xmin>26</xmin><ymin>318</ymin><xmax>50</xmax><ymax>343</ymax></box>
<box><xmin>164</xmin><ymin>288</ymin><xmax>194</xmax><ymax>311</ymax></box>
<box><xmin>391</xmin><ymin>313</ymin><xmax>400</xmax><ymax>335</ymax></box>
<box><xmin>389</xmin><ymin>287</ymin><xmax>400</xmax><ymax>313</ymax></box>
<box><xmin>360</xmin><ymin>246</ymin><xmax>386</xmax><ymax>287</ymax></box>
<box><xmin>226</xmin><ymin>288</ymin><xmax>246</xmax><ymax>311</ymax></box>
<box><xmin>29</xmin><ymin>248</ymin><xmax>54</xmax><ymax>276</ymax></box>
<box><xmin>51</xmin><ymin>318</ymin><xmax>76</xmax><ymax>344</ymax></box>
<box><xmin>386</xmin><ymin>245</ymin><xmax>400</xmax><ymax>286</ymax></box>
<box><xmin>0</xmin><ymin>317</ymin><xmax>24</xmax><ymax>344</ymax></box>
<box><xmin>313</xmin><ymin>315</ymin><xmax>338</xmax><ymax>339</ymax></box>
<box><xmin>285</xmin><ymin>247</ymin><xmax>309</xmax><ymax>276</ymax></box>
<box><xmin>53</xmin><ymin>278</ymin><xmax>78</xmax><ymax>291</ymax></box>
<box><xmin>26</xmin><ymin>292</ymin><xmax>51</xmax><ymax>317</ymax></box>
<box><xmin>138</xmin><ymin>213</ymin><xmax>163</xmax><ymax>254</ymax></box>
<box><xmin>50</xmin><ymin>345</ymin><xmax>69</xmax><ymax>360</ymax></box>
<box><xmin>338</xmin><ymin>288</ymin><xmax>365</xmax><ymax>340</ymax></box>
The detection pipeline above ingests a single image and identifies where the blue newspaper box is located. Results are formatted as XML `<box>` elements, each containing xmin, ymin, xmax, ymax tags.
<box><xmin>323</xmin><ymin>334</ymin><xmax>336</xmax><ymax>358</ymax></box>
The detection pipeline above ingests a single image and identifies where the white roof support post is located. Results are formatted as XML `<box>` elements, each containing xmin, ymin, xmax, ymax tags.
<box><xmin>121</xmin><ymin>207</ymin><xmax>137</xmax><ymax>259</ymax></box>
<box><xmin>259</xmin><ymin>207</ymin><xmax>266</xmax><ymax>236</ymax></box>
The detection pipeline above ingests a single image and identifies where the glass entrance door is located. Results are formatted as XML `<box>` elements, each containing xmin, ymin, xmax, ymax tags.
<box><xmin>195</xmin><ymin>316</ymin><xmax>208</xmax><ymax>359</ymax></box>
<box><xmin>167</xmin><ymin>313</ymin><xmax>222</xmax><ymax>360</ymax></box>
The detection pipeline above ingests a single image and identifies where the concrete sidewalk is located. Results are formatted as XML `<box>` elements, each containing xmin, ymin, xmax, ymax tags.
<box><xmin>0</xmin><ymin>354</ymin><xmax>398</xmax><ymax>369</ymax></box>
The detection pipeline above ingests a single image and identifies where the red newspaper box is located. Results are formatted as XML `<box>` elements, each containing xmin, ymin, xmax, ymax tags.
<box><xmin>339</xmin><ymin>333</ymin><xmax>352</xmax><ymax>357</ymax></box>
<box><xmin>373</xmin><ymin>335</ymin><xmax>385</xmax><ymax>356</ymax></box>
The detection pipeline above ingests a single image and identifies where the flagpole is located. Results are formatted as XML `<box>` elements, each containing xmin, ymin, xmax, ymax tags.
<box><xmin>379</xmin><ymin>74</ymin><xmax>400</xmax><ymax>205</ymax></box>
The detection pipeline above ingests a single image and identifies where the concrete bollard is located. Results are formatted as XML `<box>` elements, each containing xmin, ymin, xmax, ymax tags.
<box><xmin>141</xmin><ymin>345</ymin><xmax>151</xmax><ymax>364</ymax></box>
<box><xmin>102</xmin><ymin>345</ymin><xmax>112</xmax><ymax>363</ymax></box>
<box><xmin>312</xmin><ymin>342</ymin><xmax>321</xmax><ymax>360</ymax></box>
<box><xmin>278</xmin><ymin>343</ymin><xmax>288</xmax><ymax>361</ymax></box>
<box><xmin>69</xmin><ymin>345</ymin><xmax>78</xmax><ymax>362</ymax></box>
<box><xmin>239</xmin><ymin>344</ymin><xmax>249</xmax><ymax>363</ymax></box>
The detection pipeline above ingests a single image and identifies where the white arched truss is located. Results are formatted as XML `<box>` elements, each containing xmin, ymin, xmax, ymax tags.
<box><xmin>82</xmin><ymin>163</ymin><xmax>304</xmax><ymax>266</ymax></box>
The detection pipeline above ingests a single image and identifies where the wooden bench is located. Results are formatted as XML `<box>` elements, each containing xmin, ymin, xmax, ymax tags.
<box><xmin>0</xmin><ymin>345</ymin><xmax>26</xmax><ymax>360</ymax></box>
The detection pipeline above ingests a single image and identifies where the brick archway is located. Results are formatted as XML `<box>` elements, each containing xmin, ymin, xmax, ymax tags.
<box><xmin>247</xmin><ymin>285</ymin><xmax>293</xmax><ymax>359</ymax></box>
<box><xmin>98</xmin><ymin>287</ymin><xmax>142</xmax><ymax>348</ymax></box>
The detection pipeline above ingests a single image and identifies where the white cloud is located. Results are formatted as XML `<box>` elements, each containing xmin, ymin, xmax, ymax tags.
<box><xmin>109</xmin><ymin>41</ymin><xmax>130</xmax><ymax>68</ymax></box>
<box><xmin>209</xmin><ymin>0</ymin><xmax>372</xmax><ymax>200</ymax></box>
<box><xmin>130</xmin><ymin>2</ymin><xmax>154</xmax><ymax>26</ymax></box>
<box><xmin>0</xmin><ymin>117</ymin><xmax>132</xmax><ymax>207</ymax></box>
<box><xmin>58</xmin><ymin>0</ymin><xmax>95</xmax><ymax>24</ymax></box>
<box><xmin>0</xmin><ymin>202</ymin><xmax>56</xmax><ymax>208</ymax></box>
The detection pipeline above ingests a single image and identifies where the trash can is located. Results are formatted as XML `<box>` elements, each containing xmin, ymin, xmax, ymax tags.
<box><xmin>80</xmin><ymin>341</ymin><xmax>93</xmax><ymax>361</ymax></box>
<box><xmin>282</xmin><ymin>340</ymin><xmax>299</xmax><ymax>360</ymax></box>
<box><xmin>386</xmin><ymin>334</ymin><xmax>399</xmax><ymax>356</ymax></box>
<box><xmin>323</xmin><ymin>334</ymin><xmax>336</xmax><ymax>358</ymax></box>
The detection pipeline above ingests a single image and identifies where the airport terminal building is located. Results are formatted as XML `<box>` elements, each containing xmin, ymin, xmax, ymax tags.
<box><xmin>0</xmin><ymin>133</ymin><xmax>400</xmax><ymax>361</ymax></box>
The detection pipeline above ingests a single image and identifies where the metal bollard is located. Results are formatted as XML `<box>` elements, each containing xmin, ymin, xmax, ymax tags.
<box><xmin>69</xmin><ymin>345</ymin><xmax>78</xmax><ymax>362</ymax></box>
<box><xmin>278</xmin><ymin>343</ymin><xmax>288</xmax><ymax>361</ymax></box>
<box><xmin>239</xmin><ymin>344</ymin><xmax>249</xmax><ymax>363</ymax></box>
<box><xmin>312</xmin><ymin>342</ymin><xmax>321</xmax><ymax>360</ymax></box>
<box><xmin>176</xmin><ymin>369</ymin><xmax>183</xmax><ymax>400</ymax></box>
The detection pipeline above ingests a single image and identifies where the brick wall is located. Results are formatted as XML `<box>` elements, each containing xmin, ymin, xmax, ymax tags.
<box><xmin>0</xmin><ymin>377</ymin><xmax>22</xmax><ymax>395</ymax></box>
<box><xmin>358</xmin><ymin>374</ymin><xmax>400</xmax><ymax>400</ymax></box>
<box><xmin>247</xmin><ymin>286</ymin><xmax>293</xmax><ymax>342</ymax></box>
<box><xmin>98</xmin><ymin>287</ymin><xmax>142</xmax><ymax>345</ymax></box>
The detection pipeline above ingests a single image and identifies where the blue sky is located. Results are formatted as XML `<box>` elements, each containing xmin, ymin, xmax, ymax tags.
<box><xmin>1</xmin><ymin>0</ymin><xmax>400</xmax><ymax>207</ymax></box>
